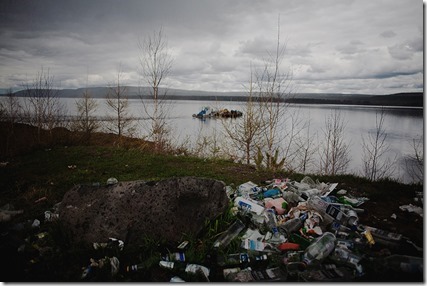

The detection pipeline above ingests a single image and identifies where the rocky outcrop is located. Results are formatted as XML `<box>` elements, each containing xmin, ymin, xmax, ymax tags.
<box><xmin>58</xmin><ymin>177</ymin><xmax>229</xmax><ymax>246</ymax></box>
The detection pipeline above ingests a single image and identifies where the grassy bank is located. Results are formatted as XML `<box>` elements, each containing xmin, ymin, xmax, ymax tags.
<box><xmin>0</xmin><ymin>123</ymin><xmax>423</xmax><ymax>281</ymax></box>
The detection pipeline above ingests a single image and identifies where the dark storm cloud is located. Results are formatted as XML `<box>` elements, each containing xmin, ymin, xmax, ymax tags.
<box><xmin>0</xmin><ymin>0</ymin><xmax>423</xmax><ymax>94</ymax></box>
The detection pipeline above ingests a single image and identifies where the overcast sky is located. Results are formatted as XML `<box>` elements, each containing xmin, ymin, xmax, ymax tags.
<box><xmin>0</xmin><ymin>0</ymin><xmax>423</xmax><ymax>94</ymax></box>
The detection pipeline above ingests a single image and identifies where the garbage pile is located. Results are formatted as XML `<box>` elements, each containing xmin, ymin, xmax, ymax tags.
<box><xmin>146</xmin><ymin>176</ymin><xmax>422</xmax><ymax>282</ymax></box>
<box><xmin>3</xmin><ymin>176</ymin><xmax>423</xmax><ymax>282</ymax></box>
<box><xmin>192</xmin><ymin>106</ymin><xmax>243</xmax><ymax>119</ymax></box>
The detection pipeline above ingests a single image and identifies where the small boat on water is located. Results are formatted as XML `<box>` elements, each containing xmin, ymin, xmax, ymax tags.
<box><xmin>192</xmin><ymin>107</ymin><xmax>243</xmax><ymax>119</ymax></box>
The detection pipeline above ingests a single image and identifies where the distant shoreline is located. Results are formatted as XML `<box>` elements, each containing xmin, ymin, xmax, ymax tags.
<box><xmin>3</xmin><ymin>88</ymin><xmax>423</xmax><ymax>108</ymax></box>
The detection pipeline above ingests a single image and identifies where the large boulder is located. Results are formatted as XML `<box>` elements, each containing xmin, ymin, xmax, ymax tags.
<box><xmin>58</xmin><ymin>177</ymin><xmax>229</xmax><ymax>246</ymax></box>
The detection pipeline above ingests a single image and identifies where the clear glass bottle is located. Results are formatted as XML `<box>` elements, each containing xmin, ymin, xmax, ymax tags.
<box><xmin>330</xmin><ymin>246</ymin><xmax>363</xmax><ymax>274</ymax></box>
<box><xmin>217</xmin><ymin>253</ymin><xmax>250</xmax><ymax>267</ymax></box>
<box><xmin>213</xmin><ymin>219</ymin><xmax>246</xmax><ymax>248</ymax></box>
<box><xmin>278</xmin><ymin>212</ymin><xmax>308</xmax><ymax>237</ymax></box>
<box><xmin>307</xmin><ymin>196</ymin><xmax>349</xmax><ymax>225</ymax></box>
<box><xmin>382</xmin><ymin>255</ymin><xmax>423</xmax><ymax>273</ymax></box>
<box><xmin>302</xmin><ymin>232</ymin><xmax>336</xmax><ymax>267</ymax></box>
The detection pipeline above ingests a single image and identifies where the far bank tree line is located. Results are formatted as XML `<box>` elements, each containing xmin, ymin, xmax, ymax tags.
<box><xmin>0</xmin><ymin>27</ymin><xmax>423</xmax><ymax>183</ymax></box>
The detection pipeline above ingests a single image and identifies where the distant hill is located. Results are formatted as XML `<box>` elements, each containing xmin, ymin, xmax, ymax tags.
<box><xmin>6</xmin><ymin>86</ymin><xmax>423</xmax><ymax>107</ymax></box>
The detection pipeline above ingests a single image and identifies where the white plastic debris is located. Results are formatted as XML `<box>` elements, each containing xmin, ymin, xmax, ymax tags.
<box><xmin>390</xmin><ymin>213</ymin><xmax>397</xmax><ymax>219</ymax></box>
<box><xmin>241</xmin><ymin>228</ymin><xmax>265</xmax><ymax>241</ymax></box>
<box><xmin>44</xmin><ymin>210</ymin><xmax>59</xmax><ymax>222</ymax></box>
<box><xmin>106</xmin><ymin>177</ymin><xmax>118</xmax><ymax>185</ymax></box>
<box><xmin>237</xmin><ymin>181</ymin><xmax>258</xmax><ymax>197</ymax></box>
<box><xmin>31</xmin><ymin>219</ymin><xmax>40</xmax><ymax>228</ymax></box>
<box><xmin>0</xmin><ymin>162</ymin><xmax>9</xmax><ymax>167</ymax></box>
<box><xmin>170</xmin><ymin>276</ymin><xmax>186</xmax><ymax>282</ymax></box>
<box><xmin>337</xmin><ymin>189</ymin><xmax>347</xmax><ymax>195</ymax></box>
<box><xmin>399</xmin><ymin>204</ymin><xmax>423</xmax><ymax>217</ymax></box>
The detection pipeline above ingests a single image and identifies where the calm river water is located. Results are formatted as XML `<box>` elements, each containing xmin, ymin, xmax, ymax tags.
<box><xmin>63</xmin><ymin>98</ymin><xmax>423</xmax><ymax>184</ymax></box>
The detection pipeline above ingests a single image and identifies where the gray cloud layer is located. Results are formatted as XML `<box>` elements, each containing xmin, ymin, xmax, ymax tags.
<box><xmin>0</xmin><ymin>0</ymin><xmax>423</xmax><ymax>94</ymax></box>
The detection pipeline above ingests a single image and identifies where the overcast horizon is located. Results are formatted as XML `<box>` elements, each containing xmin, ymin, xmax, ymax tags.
<box><xmin>0</xmin><ymin>0</ymin><xmax>424</xmax><ymax>95</ymax></box>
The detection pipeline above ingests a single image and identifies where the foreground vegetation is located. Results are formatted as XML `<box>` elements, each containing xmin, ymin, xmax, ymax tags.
<box><xmin>0</xmin><ymin>123</ymin><xmax>423</xmax><ymax>281</ymax></box>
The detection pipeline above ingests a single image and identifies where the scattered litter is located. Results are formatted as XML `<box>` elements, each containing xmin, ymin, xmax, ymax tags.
<box><xmin>0</xmin><ymin>204</ymin><xmax>24</xmax><ymax>222</ymax></box>
<box><xmin>68</xmin><ymin>165</ymin><xmax>77</xmax><ymax>169</ymax></box>
<box><xmin>170</xmin><ymin>276</ymin><xmax>186</xmax><ymax>282</ymax></box>
<box><xmin>106</xmin><ymin>177</ymin><xmax>118</xmax><ymax>185</ymax></box>
<box><xmin>337</xmin><ymin>189</ymin><xmax>347</xmax><ymax>195</ymax></box>
<box><xmin>81</xmin><ymin>256</ymin><xmax>120</xmax><ymax>280</ymax></box>
<box><xmin>0</xmin><ymin>161</ymin><xmax>9</xmax><ymax>167</ymax></box>
<box><xmin>34</xmin><ymin>197</ymin><xmax>47</xmax><ymax>204</ymax></box>
<box><xmin>44</xmin><ymin>210</ymin><xmax>59</xmax><ymax>222</ymax></box>
<box><xmin>31</xmin><ymin>219</ymin><xmax>40</xmax><ymax>228</ymax></box>
<box><xmin>7</xmin><ymin>175</ymin><xmax>423</xmax><ymax>282</ymax></box>
<box><xmin>399</xmin><ymin>204</ymin><xmax>423</xmax><ymax>217</ymax></box>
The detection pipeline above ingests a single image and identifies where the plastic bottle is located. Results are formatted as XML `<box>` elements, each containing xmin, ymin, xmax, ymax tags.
<box><xmin>264</xmin><ymin>208</ymin><xmax>280</xmax><ymax>239</ymax></box>
<box><xmin>307</xmin><ymin>196</ymin><xmax>349</xmax><ymax>225</ymax></box>
<box><xmin>278</xmin><ymin>213</ymin><xmax>308</xmax><ymax>237</ymax></box>
<box><xmin>159</xmin><ymin>261</ymin><xmax>210</xmax><ymax>278</ymax></box>
<box><xmin>301</xmin><ymin>232</ymin><xmax>336</xmax><ymax>267</ymax></box>
<box><xmin>213</xmin><ymin>219</ymin><xmax>246</xmax><ymax>248</ymax></box>
<box><xmin>382</xmin><ymin>255</ymin><xmax>423</xmax><ymax>273</ymax></box>
<box><xmin>234</xmin><ymin>196</ymin><xmax>265</xmax><ymax>215</ymax></box>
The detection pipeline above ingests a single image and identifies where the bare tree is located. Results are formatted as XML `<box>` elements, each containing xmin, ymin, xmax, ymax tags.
<box><xmin>254</xmin><ymin>16</ymin><xmax>293</xmax><ymax>171</ymax></box>
<box><xmin>22</xmin><ymin>68</ymin><xmax>66</xmax><ymax>142</ymax></box>
<box><xmin>105</xmin><ymin>68</ymin><xmax>135</xmax><ymax>137</ymax></box>
<box><xmin>318</xmin><ymin>110</ymin><xmax>351</xmax><ymax>175</ymax></box>
<box><xmin>294</xmin><ymin>118</ymin><xmax>318</xmax><ymax>173</ymax></box>
<box><xmin>0</xmin><ymin>88</ymin><xmax>23</xmax><ymax>155</ymax></box>
<box><xmin>72</xmin><ymin>87</ymin><xmax>100</xmax><ymax>141</ymax></box>
<box><xmin>222</xmin><ymin>66</ymin><xmax>265</xmax><ymax>164</ymax></box>
<box><xmin>0</xmin><ymin>88</ymin><xmax>22</xmax><ymax>126</ymax></box>
<box><xmin>138</xmin><ymin>27</ymin><xmax>174</xmax><ymax>151</ymax></box>
<box><xmin>361</xmin><ymin>108</ymin><xmax>396</xmax><ymax>181</ymax></box>
<box><xmin>405</xmin><ymin>136</ymin><xmax>423</xmax><ymax>184</ymax></box>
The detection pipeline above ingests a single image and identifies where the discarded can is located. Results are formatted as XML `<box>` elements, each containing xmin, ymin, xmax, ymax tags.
<box><xmin>346</xmin><ymin>209</ymin><xmax>359</xmax><ymax>226</ymax></box>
